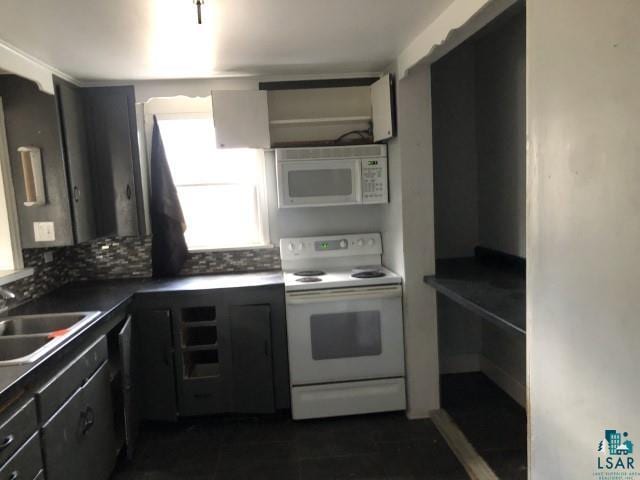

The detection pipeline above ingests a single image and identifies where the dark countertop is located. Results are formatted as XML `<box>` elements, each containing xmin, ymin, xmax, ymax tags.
<box><xmin>424</xmin><ymin>257</ymin><xmax>525</xmax><ymax>335</ymax></box>
<box><xmin>0</xmin><ymin>271</ymin><xmax>284</xmax><ymax>404</ymax></box>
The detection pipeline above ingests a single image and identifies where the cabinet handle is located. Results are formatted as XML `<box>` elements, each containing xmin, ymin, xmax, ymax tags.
<box><xmin>0</xmin><ymin>434</ymin><xmax>14</xmax><ymax>450</ymax></box>
<box><xmin>126</xmin><ymin>184</ymin><xmax>132</xmax><ymax>200</ymax></box>
<box><xmin>73</xmin><ymin>186</ymin><xmax>80</xmax><ymax>202</ymax></box>
<box><xmin>8</xmin><ymin>471</ymin><xmax>19</xmax><ymax>480</ymax></box>
<box><xmin>83</xmin><ymin>406</ymin><xmax>95</xmax><ymax>434</ymax></box>
<box><xmin>79</xmin><ymin>406</ymin><xmax>96</xmax><ymax>436</ymax></box>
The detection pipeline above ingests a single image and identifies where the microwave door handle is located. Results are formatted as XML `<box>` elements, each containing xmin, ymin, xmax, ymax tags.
<box><xmin>354</xmin><ymin>160</ymin><xmax>363</xmax><ymax>201</ymax></box>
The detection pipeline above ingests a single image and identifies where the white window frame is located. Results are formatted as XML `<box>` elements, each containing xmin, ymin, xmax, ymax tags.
<box><xmin>142</xmin><ymin>97</ymin><xmax>271</xmax><ymax>252</ymax></box>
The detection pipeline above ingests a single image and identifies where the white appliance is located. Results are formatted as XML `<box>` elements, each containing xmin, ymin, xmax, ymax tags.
<box><xmin>281</xmin><ymin>233</ymin><xmax>406</xmax><ymax>420</ymax></box>
<box><xmin>276</xmin><ymin>144</ymin><xmax>388</xmax><ymax>208</ymax></box>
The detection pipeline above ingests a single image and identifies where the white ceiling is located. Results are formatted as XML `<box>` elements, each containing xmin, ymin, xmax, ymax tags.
<box><xmin>0</xmin><ymin>0</ymin><xmax>454</xmax><ymax>81</ymax></box>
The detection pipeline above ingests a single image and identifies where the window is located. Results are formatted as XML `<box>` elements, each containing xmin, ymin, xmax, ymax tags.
<box><xmin>148</xmin><ymin>98</ymin><xmax>270</xmax><ymax>251</ymax></box>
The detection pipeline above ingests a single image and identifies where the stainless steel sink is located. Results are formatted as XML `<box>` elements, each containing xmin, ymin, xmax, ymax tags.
<box><xmin>0</xmin><ymin>311</ymin><xmax>101</xmax><ymax>366</ymax></box>
<box><xmin>0</xmin><ymin>335</ymin><xmax>53</xmax><ymax>363</ymax></box>
<box><xmin>0</xmin><ymin>312</ymin><xmax>96</xmax><ymax>336</ymax></box>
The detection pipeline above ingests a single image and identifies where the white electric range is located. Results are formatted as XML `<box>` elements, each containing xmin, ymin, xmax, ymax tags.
<box><xmin>280</xmin><ymin>233</ymin><xmax>406</xmax><ymax>420</ymax></box>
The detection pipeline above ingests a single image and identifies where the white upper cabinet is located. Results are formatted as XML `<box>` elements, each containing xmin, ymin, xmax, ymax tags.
<box><xmin>211</xmin><ymin>91</ymin><xmax>271</xmax><ymax>149</ymax></box>
<box><xmin>371</xmin><ymin>74</ymin><xmax>395</xmax><ymax>143</ymax></box>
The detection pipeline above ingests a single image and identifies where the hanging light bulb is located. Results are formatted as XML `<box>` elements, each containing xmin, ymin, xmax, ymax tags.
<box><xmin>193</xmin><ymin>0</ymin><xmax>204</xmax><ymax>24</ymax></box>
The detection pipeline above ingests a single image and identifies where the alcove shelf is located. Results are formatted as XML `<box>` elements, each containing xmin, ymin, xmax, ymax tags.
<box><xmin>424</xmin><ymin>248</ymin><xmax>526</xmax><ymax>335</ymax></box>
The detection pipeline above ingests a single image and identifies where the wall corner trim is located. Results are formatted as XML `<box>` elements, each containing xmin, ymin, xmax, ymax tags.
<box><xmin>396</xmin><ymin>0</ymin><xmax>517</xmax><ymax>78</ymax></box>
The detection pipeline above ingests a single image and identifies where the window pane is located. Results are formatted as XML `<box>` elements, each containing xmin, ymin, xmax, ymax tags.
<box><xmin>157</xmin><ymin>116</ymin><xmax>262</xmax><ymax>186</ymax></box>
<box><xmin>176</xmin><ymin>185</ymin><xmax>263</xmax><ymax>250</ymax></box>
<box><xmin>154</xmin><ymin>111</ymin><xmax>269</xmax><ymax>251</ymax></box>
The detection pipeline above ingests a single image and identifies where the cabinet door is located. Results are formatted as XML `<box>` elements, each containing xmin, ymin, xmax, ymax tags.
<box><xmin>135</xmin><ymin>309</ymin><xmax>178</xmax><ymax>421</ymax></box>
<box><xmin>85</xmin><ymin>86</ymin><xmax>143</xmax><ymax>237</ymax></box>
<box><xmin>371</xmin><ymin>74</ymin><xmax>396</xmax><ymax>142</ymax></box>
<box><xmin>230</xmin><ymin>304</ymin><xmax>275</xmax><ymax>413</ymax></box>
<box><xmin>41</xmin><ymin>361</ymin><xmax>116</xmax><ymax>480</ymax></box>
<box><xmin>54</xmin><ymin>77</ymin><xmax>96</xmax><ymax>243</ymax></box>
<box><xmin>211</xmin><ymin>90</ymin><xmax>271</xmax><ymax>148</ymax></box>
<box><xmin>118</xmin><ymin>315</ymin><xmax>139</xmax><ymax>458</ymax></box>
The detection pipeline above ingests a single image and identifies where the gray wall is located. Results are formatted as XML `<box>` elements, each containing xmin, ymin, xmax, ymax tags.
<box><xmin>432</xmin><ymin>43</ymin><xmax>479</xmax><ymax>259</ymax></box>
<box><xmin>476</xmin><ymin>11</ymin><xmax>526</xmax><ymax>257</ymax></box>
<box><xmin>0</xmin><ymin>75</ymin><xmax>75</xmax><ymax>248</ymax></box>
<box><xmin>528</xmin><ymin>0</ymin><xmax>640</xmax><ymax>477</ymax></box>
<box><xmin>431</xmin><ymin>9</ymin><xmax>526</xmax><ymax>260</ymax></box>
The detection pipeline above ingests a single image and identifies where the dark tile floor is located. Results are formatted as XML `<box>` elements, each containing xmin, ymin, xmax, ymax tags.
<box><xmin>440</xmin><ymin>373</ymin><xmax>527</xmax><ymax>480</ymax></box>
<box><xmin>111</xmin><ymin>411</ymin><xmax>469</xmax><ymax>480</ymax></box>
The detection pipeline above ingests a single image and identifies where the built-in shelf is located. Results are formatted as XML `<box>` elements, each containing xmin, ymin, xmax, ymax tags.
<box><xmin>424</xmin><ymin>253</ymin><xmax>526</xmax><ymax>335</ymax></box>
<box><xmin>269</xmin><ymin>115</ymin><xmax>372</xmax><ymax>126</ymax></box>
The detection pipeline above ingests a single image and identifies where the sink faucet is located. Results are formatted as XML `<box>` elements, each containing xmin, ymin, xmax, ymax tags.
<box><xmin>0</xmin><ymin>287</ymin><xmax>16</xmax><ymax>300</ymax></box>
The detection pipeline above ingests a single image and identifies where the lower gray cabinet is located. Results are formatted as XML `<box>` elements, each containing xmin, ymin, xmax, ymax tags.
<box><xmin>0</xmin><ymin>432</ymin><xmax>43</xmax><ymax>480</ymax></box>
<box><xmin>135</xmin><ymin>309</ymin><xmax>178</xmax><ymax>421</ymax></box>
<box><xmin>41</xmin><ymin>361</ymin><xmax>116</xmax><ymax>480</ymax></box>
<box><xmin>0</xmin><ymin>398</ymin><xmax>38</xmax><ymax>467</ymax></box>
<box><xmin>230</xmin><ymin>305</ymin><xmax>275</xmax><ymax>414</ymax></box>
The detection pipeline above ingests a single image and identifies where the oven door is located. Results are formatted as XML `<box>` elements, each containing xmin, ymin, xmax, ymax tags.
<box><xmin>285</xmin><ymin>285</ymin><xmax>404</xmax><ymax>385</ymax></box>
<box><xmin>277</xmin><ymin>158</ymin><xmax>361</xmax><ymax>207</ymax></box>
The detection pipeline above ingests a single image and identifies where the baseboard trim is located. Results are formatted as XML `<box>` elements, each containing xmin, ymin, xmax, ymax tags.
<box><xmin>440</xmin><ymin>353</ymin><xmax>481</xmax><ymax>374</ymax></box>
<box><xmin>431</xmin><ymin>409</ymin><xmax>499</xmax><ymax>480</ymax></box>
<box><xmin>480</xmin><ymin>356</ymin><xmax>526</xmax><ymax>407</ymax></box>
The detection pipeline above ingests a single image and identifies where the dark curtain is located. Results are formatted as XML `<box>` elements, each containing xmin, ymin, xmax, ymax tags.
<box><xmin>150</xmin><ymin>116</ymin><xmax>188</xmax><ymax>277</ymax></box>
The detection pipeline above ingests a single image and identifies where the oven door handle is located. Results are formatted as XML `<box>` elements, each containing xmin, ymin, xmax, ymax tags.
<box><xmin>286</xmin><ymin>285</ymin><xmax>402</xmax><ymax>304</ymax></box>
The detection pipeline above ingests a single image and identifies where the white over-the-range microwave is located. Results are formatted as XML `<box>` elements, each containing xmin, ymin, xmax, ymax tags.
<box><xmin>275</xmin><ymin>144</ymin><xmax>388</xmax><ymax>208</ymax></box>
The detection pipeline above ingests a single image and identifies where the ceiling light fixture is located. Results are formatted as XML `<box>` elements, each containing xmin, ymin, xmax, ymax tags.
<box><xmin>193</xmin><ymin>0</ymin><xmax>204</xmax><ymax>24</ymax></box>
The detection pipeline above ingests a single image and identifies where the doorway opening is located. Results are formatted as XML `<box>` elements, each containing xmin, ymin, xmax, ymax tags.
<box><xmin>427</xmin><ymin>2</ymin><xmax>527</xmax><ymax>478</ymax></box>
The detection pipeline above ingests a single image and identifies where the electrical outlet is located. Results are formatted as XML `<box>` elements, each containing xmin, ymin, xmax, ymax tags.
<box><xmin>33</xmin><ymin>222</ymin><xmax>55</xmax><ymax>242</ymax></box>
<box><xmin>43</xmin><ymin>251</ymin><xmax>54</xmax><ymax>263</ymax></box>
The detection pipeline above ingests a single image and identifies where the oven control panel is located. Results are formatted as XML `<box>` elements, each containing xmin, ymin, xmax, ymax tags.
<box><xmin>280</xmin><ymin>233</ymin><xmax>382</xmax><ymax>260</ymax></box>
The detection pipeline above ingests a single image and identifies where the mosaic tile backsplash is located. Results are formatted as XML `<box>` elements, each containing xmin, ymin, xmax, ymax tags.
<box><xmin>1</xmin><ymin>236</ymin><xmax>281</xmax><ymax>309</ymax></box>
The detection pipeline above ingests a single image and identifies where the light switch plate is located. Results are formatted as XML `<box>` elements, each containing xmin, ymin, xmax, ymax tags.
<box><xmin>34</xmin><ymin>222</ymin><xmax>55</xmax><ymax>242</ymax></box>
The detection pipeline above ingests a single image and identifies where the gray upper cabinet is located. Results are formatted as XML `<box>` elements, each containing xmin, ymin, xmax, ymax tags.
<box><xmin>54</xmin><ymin>77</ymin><xmax>97</xmax><ymax>243</ymax></box>
<box><xmin>84</xmin><ymin>86</ymin><xmax>145</xmax><ymax>237</ymax></box>
<box><xmin>0</xmin><ymin>75</ymin><xmax>75</xmax><ymax>248</ymax></box>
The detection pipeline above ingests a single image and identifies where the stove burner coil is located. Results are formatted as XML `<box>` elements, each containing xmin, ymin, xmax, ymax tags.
<box><xmin>351</xmin><ymin>270</ymin><xmax>386</xmax><ymax>279</ymax></box>
<box><xmin>294</xmin><ymin>270</ymin><xmax>326</xmax><ymax>277</ymax></box>
<box><xmin>296</xmin><ymin>277</ymin><xmax>323</xmax><ymax>283</ymax></box>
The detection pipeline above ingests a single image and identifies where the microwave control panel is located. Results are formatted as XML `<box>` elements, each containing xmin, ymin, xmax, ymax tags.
<box><xmin>361</xmin><ymin>158</ymin><xmax>388</xmax><ymax>204</ymax></box>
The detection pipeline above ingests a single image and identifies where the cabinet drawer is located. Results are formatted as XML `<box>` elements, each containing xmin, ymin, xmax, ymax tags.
<box><xmin>179</xmin><ymin>377</ymin><xmax>230</xmax><ymax>417</ymax></box>
<box><xmin>36</xmin><ymin>336</ymin><xmax>108</xmax><ymax>420</ymax></box>
<box><xmin>0</xmin><ymin>398</ymin><xmax>37</xmax><ymax>466</ymax></box>
<box><xmin>41</xmin><ymin>361</ymin><xmax>115</xmax><ymax>480</ymax></box>
<box><xmin>0</xmin><ymin>432</ymin><xmax>43</xmax><ymax>480</ymax></box>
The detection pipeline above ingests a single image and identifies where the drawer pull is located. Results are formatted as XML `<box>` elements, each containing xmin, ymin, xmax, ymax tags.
<box><xmin>8</xmin><ymin>471</ymin><xmax>19</xmax><ymax>480</ymax></box>
<box><xmin>82</xmin><ymin>407</ymin><xmax>95</xmax><ymax>435</ymax></box>
<box><xmin>0</xmin><ymin>434</ymin><xmax>14</xmax><ymax>451</ymax></box>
